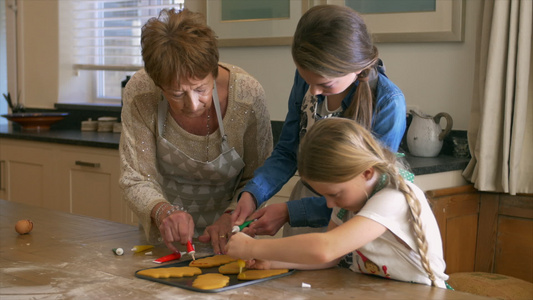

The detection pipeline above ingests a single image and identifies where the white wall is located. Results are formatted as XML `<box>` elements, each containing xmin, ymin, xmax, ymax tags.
<box><xmin>11</xmin><ymin>0</ymin><xmax>482</xmax><ymax>130</ymax></box>
<box><xmin>0</xmin><ymin>0</ymin><xmax>8</xmax><ymax>124</ymax></box>
<box><xmin>14</xmin><ymin>0</ymin><xmax>59</xmax><ymax>111</ymax></box>
<box><xmin>219</xmin><ymin>0</ymin><xmax>481</xmax><ymax>130</ymax></box>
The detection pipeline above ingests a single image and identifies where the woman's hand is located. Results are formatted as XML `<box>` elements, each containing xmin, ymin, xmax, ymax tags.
<box><xmin>247</xmin><ymin>203</ymin><xmax>289</xmax><ymax>236</ymax></box>
<box><xmin>198</xmin><ymin>213</ymin><xmax>233</xmax><ymax>254</ymax></box>
<box><xmin>156</xmin><ymin>207</ymin><xmax>194</xmax><ymax>253</ymax></box>
<box><xmin>225</xmin><ymin>232</ymin><xmax>255</xmax><ymax>260</ymax></box>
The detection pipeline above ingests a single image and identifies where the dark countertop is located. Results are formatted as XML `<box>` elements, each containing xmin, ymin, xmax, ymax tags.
<box><xmin>403</xmin><ymin>153</ymin><xmax>469</xmax><ymax>176</ymax></box>
<box><xmin>0</xmin><ymin>124</ymin><xmax>470</xmax><ymax>176</ymax></box>
<box><xmin>0</xmin><ymin>124</ymin><xmax>121</xmax><ymax>149</ymax></box>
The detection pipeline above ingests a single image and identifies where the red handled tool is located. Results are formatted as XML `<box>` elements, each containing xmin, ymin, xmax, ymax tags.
<box><xmin>152</xmin><ymin>252</ymin><xmax>185</xmax><ymax>264</ymax></box>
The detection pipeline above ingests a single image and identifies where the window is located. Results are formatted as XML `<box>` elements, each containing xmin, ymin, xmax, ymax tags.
<box><xmin>59</xmin><ymin>0</ymin><xmax>184</xmax><ymax>104</ymax></box>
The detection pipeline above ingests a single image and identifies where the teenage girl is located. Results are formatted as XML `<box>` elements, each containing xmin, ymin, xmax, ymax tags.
<box><xmin>231</xmin><ymin>4</ymin><xmax>406</xmax><ymax>237</ymax></box>
<box><xmin>226</xmin><ymin>118</ymin><xmax>448</xmax><ymax>288</ymax></box>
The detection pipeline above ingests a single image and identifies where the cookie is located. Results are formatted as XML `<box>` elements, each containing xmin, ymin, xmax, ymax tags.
<box><xmin>137</xmin><ymin>266</ymin><xmax>202</xmax><ymax>278</ymax></box>
<box><xmin>192</xmin><ymin>273</ymin><xmax>230</xmax><ymax>290</ymax></box>
<box><xmin>237</xmin><ymin>269</ymin><xmax>289</xmax><ymax>280</ymax></box>
<box><xmin>218</xmin><ymin>261</ymin><xmax>241</xmax><ymax>274</ymax></box>
<box><xmin>189</xmin><ymin>254</ymin><xmax>236</xmax><ymax>268</ymax></box>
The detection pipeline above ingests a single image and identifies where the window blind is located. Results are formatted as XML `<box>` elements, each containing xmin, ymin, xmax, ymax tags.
<box><xmin>72</xmin><ymin>0</ymin><xmax>185</xmax><ymax>71</ymax></box>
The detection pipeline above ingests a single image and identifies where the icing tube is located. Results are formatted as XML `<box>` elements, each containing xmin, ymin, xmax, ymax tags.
<box><xmin>131</xmin><ymin>245</ymin><xmax>154</xmax><ymax>253</ymax></box>
<box><xmin>237</xmin><ymin>259</ymin><xmax>245</xmax><ymax>274</ymax></box>
<box><xmin>187</xmin><ymin>241</ymin><xmax>196</xmax><ymax>260</ymax></box>
<box><xmin>153</xmin><ymin>252</ymin><xmax>184</xmax><ymax>264</ymax></box>
<box><xmin>231</xmin><ymin>219</ymin><xmax>256</xmax><ymax>233</ymax></box>
<box><xmin>112</xmin><ymin>248</ymin><xmax>124</xmax><ymax>256</ymax></box>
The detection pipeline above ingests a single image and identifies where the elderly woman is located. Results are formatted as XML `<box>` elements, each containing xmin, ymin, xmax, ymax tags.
<box><xmin>119</xmin><ymin>8</ymin><xmax>272</xmax><ymax>255</ymax></box>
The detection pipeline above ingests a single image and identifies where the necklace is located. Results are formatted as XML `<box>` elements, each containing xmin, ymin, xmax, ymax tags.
<box><xmin>205</xmin><ymin>106</ymin><xmax>211</xmax><ymax>162</ymax></box>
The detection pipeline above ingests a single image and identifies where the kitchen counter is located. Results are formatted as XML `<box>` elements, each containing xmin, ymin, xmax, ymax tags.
<box><xmin>0</xmin><ymin>124</ymin><xmax>470</xmax><ymax>176</ymax></box>
<box><xmin>0</xmin><ymin>124</ymin><xmax>120</xmax><ymax>149</ymax></box>
<box><xmin>404</xmin><ymin>152</ymin><xmax>469</xmax><ymax>176</ymax></box>
<box><xmin>0</xmin><ymin>199</ymin><xmax>492</xmax><ymax>299</ymax></box>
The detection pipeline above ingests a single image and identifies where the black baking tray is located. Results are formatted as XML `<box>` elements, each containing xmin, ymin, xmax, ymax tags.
<box><xmin>134</xmin><ymin>255</ymin><xmax>295</xmax><ymax>293</ymax></box>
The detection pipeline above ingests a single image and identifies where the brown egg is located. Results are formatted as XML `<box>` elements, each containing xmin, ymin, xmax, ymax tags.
<box><xmin>15</xmin><ymin>219</ymin><xmax>33</xmax><ymax>234</ymax></box>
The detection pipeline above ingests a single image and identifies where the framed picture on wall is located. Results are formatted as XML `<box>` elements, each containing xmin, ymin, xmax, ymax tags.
<box><xmin>184</xmin><ymin>0</ymin><xmax>464</xmax><ymax>46</ymax></box>
<box><xmin>186</xmin><ymin>0</ymin><xmax>312</xmax><ymax>47</ymax></box>
<box><xmin>327</xmin><ymin>0</ymin><xmax>465</xmax><ymax>43</ymax></box>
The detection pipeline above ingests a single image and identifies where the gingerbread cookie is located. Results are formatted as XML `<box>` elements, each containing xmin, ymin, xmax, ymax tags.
<box><xmin>137</xmin><ymin>266</ymin><xmax>202</xmax><ymax>279</ymax></box>
<box><xmin>219</xmin><ymin>259</ymin><xmax>246</xmax><ymax>275</ymax></box>
<box><xmin>218</xmin><ymin>261</ymin><xmax>241</xmax><ymax>274</ymax></box>
<box><xmin>189</xmin><ymin>255</ymin><xmax>236</xmax><ymax>268</ymax></box>
<box><xmin>237</xmin><ymin>269</ymin><xmax>289</xmax><ymax>280</ymax></box>
<box><xmin>192</xmin><ymin>273</ymin><xmax>230</xmax><ymax>290</ymax></box>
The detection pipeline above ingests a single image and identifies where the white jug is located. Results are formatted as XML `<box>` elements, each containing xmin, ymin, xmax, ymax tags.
<box><xmin>407</xmin><ymin>110</ymin><xmax>453</xmax><ymax>157</ymax></box>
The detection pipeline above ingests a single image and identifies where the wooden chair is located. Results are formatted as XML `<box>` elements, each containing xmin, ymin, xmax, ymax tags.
<box><xmin>447</xmin><ymin>272</ymin><xmax>533</xmax><ymax>300</ymax></box>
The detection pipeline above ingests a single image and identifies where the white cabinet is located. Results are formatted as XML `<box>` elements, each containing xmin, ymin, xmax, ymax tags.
<box><xmin>0</xmin><ymin>138</ymin><xmax>137</xmax><ymax>225</ymax></box>
<box><xmin>0</xmin><ymin>139</ymin><xmax>59</xmax><ymax>208</ymax></box>
<box><xmin>56</xmin><ymin>145</ymin><xmax>123</xmax><ymax>223</ymax></box>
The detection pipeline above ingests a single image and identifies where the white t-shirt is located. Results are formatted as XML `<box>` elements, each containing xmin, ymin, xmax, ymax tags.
<box><xmin>331</xmin><ymin>181</ymin><xmax>449</xmax><ymax>288</ymax></box>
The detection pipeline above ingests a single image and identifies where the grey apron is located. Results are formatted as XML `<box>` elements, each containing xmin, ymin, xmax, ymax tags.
<box><xmin>156</xmin><ymin>85</ymin><xmax>245</xmax><ymax>237</ymax></box>
<box><xmin>284</xmin><ymin>72</ymin><xmax>379</xmax><ymax>237</ymax></box>
<box><xmin>283</xmin><ymin>90</ymin><xmax>343</xmax><ymax>237</ymax></box>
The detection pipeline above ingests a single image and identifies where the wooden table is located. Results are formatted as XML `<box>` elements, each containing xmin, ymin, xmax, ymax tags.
<box><xmin>0</xmin><ymin>199</ymin><xmax>493</xmax><ymax>299</ymax></box>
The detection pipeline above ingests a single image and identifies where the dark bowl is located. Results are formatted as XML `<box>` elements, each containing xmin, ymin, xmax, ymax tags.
<box><xmin>1</xmin><ymin>112</ymin><xmax>69</xmax><ymax>131</ymax></box>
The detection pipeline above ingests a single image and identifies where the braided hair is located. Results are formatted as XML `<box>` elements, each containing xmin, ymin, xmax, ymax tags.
<box><xmin>297</xmin><ymin>118</ymin><xmax>437</xmax><ymax>286</ymax></box>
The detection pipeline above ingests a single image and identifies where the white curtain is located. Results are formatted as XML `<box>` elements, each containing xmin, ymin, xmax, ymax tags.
<box><xmin>463</xmin><ymin>0</ymin><xmax>532</xmax><ymax>194</ymax></box>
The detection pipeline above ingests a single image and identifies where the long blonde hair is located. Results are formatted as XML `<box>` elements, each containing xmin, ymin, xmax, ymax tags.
<box><xmin>297</xmin><ymin>118</ymin><xmax>437</xmax><ymax>286</ymax></box>
<box><xmin>292</xmin><ymin>5</ymin><xmax>378</xmax><ymax>130</ymax></box>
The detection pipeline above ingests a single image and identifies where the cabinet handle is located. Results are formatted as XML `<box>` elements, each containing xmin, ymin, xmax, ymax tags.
<box><xmin>0</xmin><ymin>160</ymin><xmax>5</xmax><ymax>191</ymax></box>
<box><xmin>75</xmin><ymin>160</ymin><xmax>101</xmax><ymax>168</ymax></box>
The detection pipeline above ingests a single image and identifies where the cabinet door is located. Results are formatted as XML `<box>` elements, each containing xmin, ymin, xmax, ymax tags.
<box><xmin>426</xmin><ymin>185</ymin><xmax>480</xmax><ymax>274</ymax></box>
<box><xmin>0</xmin><ymin>159</ymin><xmax>4</xmax><ymax>200</ymax></box>
<box><xmin>0</xmin><ymin>139</ymin><xmax>59</xmax><ymax>208</ymax></box>
<box><xmin>57</xmin><ymin>147</ymin><xmax>123</xmax><ymax>223</ymax></box>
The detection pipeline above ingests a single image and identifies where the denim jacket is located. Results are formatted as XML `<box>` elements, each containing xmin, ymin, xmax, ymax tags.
<box><xmin>242</xmin><ymin>64</ymin><xmax>406</xmax><ymax>227</ymax></box>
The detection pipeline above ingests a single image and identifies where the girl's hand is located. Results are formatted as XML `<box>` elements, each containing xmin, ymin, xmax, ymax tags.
<box><xmin>225</xmin><ymin>232</ymin><xmax>255</xmax><ymax>260</ymax></box>
<box><xmin>198</xmin><ymin>213</ymin><xmax>233</xmax><ymax>254</ymax></box>
<box><xmin>246</xmin><ymin>259</ymin><xmax>272</xmax><ymax>270</ymax></box>
<box><xmin>247</xmin><ymin>203</ymin><xmax>289</xmax><ymax>236</ymax></box>
<box><xmin>158</xmin><ymin>210</ymin><xmax>194</xmax><ymax>253</ymax></box>
<box><xmin>232</xmin><ymin>192</ymin><xmax>257</xmax><ymax>225</ymax></box>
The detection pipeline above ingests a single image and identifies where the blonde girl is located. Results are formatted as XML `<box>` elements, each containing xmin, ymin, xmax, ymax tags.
<box><xmin>226</xmin><ymin>118</ymin><xmax>448</xmax><ymax>288</ymax></box>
